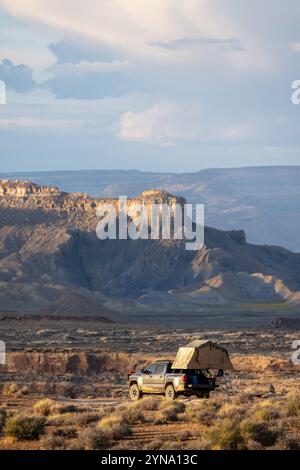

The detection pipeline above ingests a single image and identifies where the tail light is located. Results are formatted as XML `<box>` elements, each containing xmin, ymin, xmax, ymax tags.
<box><xmin>181</xmin><ymin>374</ymin><xmax>187</xmax><ymax>383</ymax></box>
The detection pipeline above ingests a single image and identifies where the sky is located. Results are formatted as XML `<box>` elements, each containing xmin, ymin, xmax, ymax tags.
<box><xmin>1</xmin><ymin>0</ymin><xmax>300</xmax><ymax>172</ymax></box>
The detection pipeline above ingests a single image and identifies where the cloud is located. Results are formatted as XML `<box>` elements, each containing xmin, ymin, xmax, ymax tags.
<box><xmin>42</xmin><ymin>34</ymin><xmax>133</xmax><ymax>99</ymax></box>
<box><xmin>44</xmin><ymin>60</ymin><xmax>133</xmax><ymax>99</ymax></box>
<box><xmin>289</xmin><ymin>42</ymin><xmax>300</xmax><ymax>52</ymax></box>
<box><xmin>0</xmin><ymin>59</ymin><xmax>37</xmax><ymax>92</ymax></box>
<box><xmin>0</xmin><ymin>1</ymin><xmax>253</xmax><ymax>62</ymax></box>
<box><xmin>149</xmin><ymin>37</ymin><xmax>244</xmax><ymax>52</ymax></box>
<box><xmin>49</xmin><ymin>60</ymin><xmax>132</xmax><ymax>77</ymax></box>
<box><xmin>118</xmin><ymin>102</ymin><xmax>180</xmax><ymax>146</ymax></box>
<box><xmin>118</xmin><ymin>101</ymin><xmax>252</xmax><ymax>146</ymax></box>
<box><xmin>48</xmin><ymin>33</ymin><xmax>122</xmax><ymax>64</ymax></box>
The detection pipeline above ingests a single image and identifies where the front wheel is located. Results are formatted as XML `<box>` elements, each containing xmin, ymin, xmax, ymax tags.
<box><xmin>165</xmin><ymin>384</ymin><xmax>176</xmax><ymax>401</ymax></box>
<box><xmin>129</xmin><ymin>383</ymin><xmax>142</xmax><ymax>401</ymax></box>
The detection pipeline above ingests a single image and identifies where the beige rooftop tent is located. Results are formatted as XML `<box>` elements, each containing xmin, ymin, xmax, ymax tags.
<box><xmin>171</xmin><ymin>340</ymin><xmax>234</xmax><ymax>370</ymax></box>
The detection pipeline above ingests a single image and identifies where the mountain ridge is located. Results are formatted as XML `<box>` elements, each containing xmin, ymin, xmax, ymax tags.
<box><xmin>1</xmin><ymin>179</ymin><xmax>300</xmax><ymax>314</ymax></box>
<box><xmin>1</xmin><ymin>166</ymin><xmax>299</xmax><ymax>252</ymax></box>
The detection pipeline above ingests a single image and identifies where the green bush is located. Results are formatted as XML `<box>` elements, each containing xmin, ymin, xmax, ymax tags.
<box><xmin>5</xmin><ymin>415</ymin><xmax>45</xmax><ymax>441</ymax></box>
<box><xmin>241</xmin><ymin>420</ymin><xmax>279</xmax><ymax>447</ymax></box>
<box><xmin>208</xmin><ymin>419</ymin><xmax>245</xmax><ymax>450</ymax></box>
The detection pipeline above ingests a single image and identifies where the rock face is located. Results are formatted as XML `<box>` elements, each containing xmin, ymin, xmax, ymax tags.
<box><xmin>0</xmin><ymin>179</ymin><xmax>61</xmax><ymax>197</ymax></box>
<box><xmin>3</xmin><ymin>167</ymin><xmax>300</xmax><ymax>251</ymax></box>
<box><xmin>0</xmin><ymin>180</ymin><xmax>185</xmax><ymax>231</ymax></box>
<box><xmin>1</xmin><ymin>179</ymin><xmax>300</xmax><ymax>312</ymax></box>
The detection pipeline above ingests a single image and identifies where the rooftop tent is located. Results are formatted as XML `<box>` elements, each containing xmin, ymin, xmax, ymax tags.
<box><xmin>171</xmin><ymin>340</ymin><xmax>234</xmax><ymax>370</ymax></box>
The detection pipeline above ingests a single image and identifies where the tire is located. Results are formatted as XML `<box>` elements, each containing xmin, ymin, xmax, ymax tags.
<box><xmin>129</xmin><ymin>383</ymin><xmax>142</xmax><ymax>401</ymax></box>
<box><xmin>165</xmin><ymin>384</ymin><xmax>176</xmax><ymax>401</ymax></box>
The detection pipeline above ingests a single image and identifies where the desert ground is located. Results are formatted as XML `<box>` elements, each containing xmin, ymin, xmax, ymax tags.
<box><xmin>0</xmin><ymin>318</ymin><xmax>299</xmax><ymax>450</ymax></box>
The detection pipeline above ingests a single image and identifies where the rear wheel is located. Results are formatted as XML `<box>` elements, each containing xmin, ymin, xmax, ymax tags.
<box><xmin>165</xmin><ymin>384</ymin><xmax>176</xmax><ymax>401</ymax></box>
<box><xmin>129</xmin><ymin>383</ymin><xmax>142</xmax><ymax>401</ymax></box>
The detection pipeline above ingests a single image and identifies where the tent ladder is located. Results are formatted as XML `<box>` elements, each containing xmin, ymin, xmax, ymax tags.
<box><xmin>223</xmin><ymin>371</ymin><xmax>234</xmax><ymax>396</ymax></box>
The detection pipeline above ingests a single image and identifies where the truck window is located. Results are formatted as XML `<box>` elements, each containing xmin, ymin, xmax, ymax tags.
<box><xmin>144</xmin><ymin>363</ymin><xmax>157</xmax><ymax>374</ymax></box>
<box><xmin>155</xmin><ymin>363</ymin><xmax>167</xmax><ymax>375</ymax></box>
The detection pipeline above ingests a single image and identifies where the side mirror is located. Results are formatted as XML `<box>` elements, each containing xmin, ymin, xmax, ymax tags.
<box><xmin>140</xmin><ymin>368</ymin><xmax>145</xmax><ymax>374</ymax></box>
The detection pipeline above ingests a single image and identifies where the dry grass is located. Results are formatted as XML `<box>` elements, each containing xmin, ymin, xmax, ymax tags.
<box><xmin>2</xmin><ymin>382</ymin><xmax>19</xmax><ymax>396</ymax></box>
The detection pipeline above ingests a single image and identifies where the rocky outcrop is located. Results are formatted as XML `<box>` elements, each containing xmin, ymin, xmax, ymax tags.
<box><xmin>1</xmin><ymin>179</ymin><xmax>300</xmax><ymax>311</ymax></box>
<box><xmin>0</xmin><ymin>180</ymin><xmax>185</xmax><ymax>232</ymax></box>
<box><xmin>0</xmin><ymin>179</ymin><xmax>61</xmax><ymax>197</ymax></box>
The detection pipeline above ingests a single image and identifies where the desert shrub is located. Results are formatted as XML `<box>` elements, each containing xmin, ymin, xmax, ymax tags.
<box><xmin>56</xmin><ymin>404</ymin><xmax>79</xmax><ymax>415</ymax></box>
<box><xmin>5</xmin><ymin>415</ymin><xmax>45</xmax><ymax>441</ymax></box>
<box><xmin>192</xmin><ymin>409</ymin><xmax>216</xmax><ymax>427</ymax></box>
<box><xmin>252</xmin><ymin>406</ymin><xmax>280</xmax><ymax>422</ymax></box>
<box><xmin>142</xmin><ymin>438</ymin><xmax>163</xmax><ymax>450</ymax></box>
<box><xmin>159</xmin><ymin>400</ymin><xmax>186</xmax><ymax>413</ymax></box>
<box><xmin>285</xmin><ymin>392</ymin><xmax>300</xmax><ymax>417</ymax></box>
<box><xmin>234</xmin><ymin>393</ymin><xmax>255</xmax><ymax>405</ymax></box>
<box><xmin>174</xmin><ymin>430</ymin><xmax>192</xmax><ymax>441</ymax></box>
<box><xmin>33</xmin><ymin>399</ymin><xmax>57</xmax><ymax>417</ymax></box>
<box><xmin>155</xmin><ymin>400</ymin><xmax>187</xmax><ymax>423</ymax></box>
<box><xmin>2</xmin><ymin>382</ymin><xmax>19</xmax><ymax>396</ymax></box>
<box><xmin>118</xmin><ymin>404</ymin><xmax>145</xmax><ymax>425</ymax></box>
<box><xmin>78</xmin><ymin>427</ymin><xmax>111</xmax><ymax>450</ymax></box>
<box><xmin>208</xmin><ymin>419</ymin><xmax>245</xmax><ymax>450</ymax></box>
<box><xmin>186</xmin><ymin>399</ymin><xmax>219</xmax><ymax>426</ymax></box>
<box><xmin>53</xmin><ymin>427</ymin><xmax>77</xmax><ymax>438</ymax></box>
<box><xmin>155</xmin><ymin>406</ymin><xmax>179</xmax><ymax>424</ymax></box>
<box><xmin>40</xmin><ymin>434</ymin><xmax>68</xmax><ymax>450</ymax></box>
<box><xmin>240</xmin><ymin>419</ymin><xmax>279</xmax><ymax>447</ymax></box>
<box><xmin>98</xmin><ymin>416</ymin><xmax>132</xmax><ymax>439</ymax></box>
<box><xmin>46</xmin><ymin>413</ymin><xmax>70</xmax><ymax>427</ymax></box>
<box><xmin>272</xmin><ymin>437</ymin><xmax>300</xmax><ymax>450</ymax></box>
<box><xmin>245</xmin><ymin>440</ymin><xmax>264</xmax><ymax>450</ymax></box>
<box><xmin>0</xmin><ymin>408</ymin><xmax>7</xmax><ymax>431</ymax></box>
<box><xmin>70</xmin><ymin>412</ymin><xmax>101</xmax><ymax>427</ymax></box>
<box><xmin>192</xmin><ymin>436</ymin><xmax>213</xmax><ymax>450</ymax></box>
<box><xmin>20</xmin><ymin>386</ymin><xmax>29</xmax><ymax>396</ymax></box>
<box><xmin>135</xmin><ymin>396</ymin><xmax>161</xmax><ymax>411</ymax></box>
<box><xmin>217</xmin><ymin>402</ymin><xmax>247</xmax><ymax>421</ymax></box>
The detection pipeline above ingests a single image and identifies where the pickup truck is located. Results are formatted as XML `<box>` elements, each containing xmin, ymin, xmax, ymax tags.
<box><xmin>127</xmin><ymin>360</ymin><xmax>217</xmax><ymax>401</ymax></box>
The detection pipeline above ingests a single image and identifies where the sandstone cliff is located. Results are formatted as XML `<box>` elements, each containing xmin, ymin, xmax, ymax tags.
<box><xmin>1</xmin><ymin>179</ymin><xmax>300</xmax><ymax>313</ymax></box>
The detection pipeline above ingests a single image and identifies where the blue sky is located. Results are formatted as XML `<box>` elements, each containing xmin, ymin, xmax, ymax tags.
<box><xmin>0</xmin><ymin>0</ymin><xmax>300</xmax><ymax>172</ymax></box>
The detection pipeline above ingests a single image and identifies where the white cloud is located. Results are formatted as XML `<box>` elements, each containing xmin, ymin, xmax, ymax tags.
<box><xmin>118</xmin><ymin>102</ymin><xmax>180</xmax><ymax>146</ymax></box>
<box><xmin>0</xmin><ymin>0</ymin><xmax>271</xmax><ymax>70</ymax></box>
<box><xmin>118</xmin><ymin>101</ymin><xmax>252</xmax><ymax>146</ymax></box>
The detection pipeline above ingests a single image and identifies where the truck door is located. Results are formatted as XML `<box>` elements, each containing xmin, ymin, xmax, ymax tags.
<box><xmin>141</xmin><ymin>363</ymin><xmax>158</xmax><ymax>392</ymax></box>
<box><xmin>151</xmin><ymin>363</ymin><xmax>167</xmax><ymax>391</ymax></box>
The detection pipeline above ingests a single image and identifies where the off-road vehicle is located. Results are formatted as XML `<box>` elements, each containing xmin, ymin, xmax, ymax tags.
<box><xmin>127</xmin><ymin>360</ymin><xmax>217</xmax><ymax>401</ymax></box>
